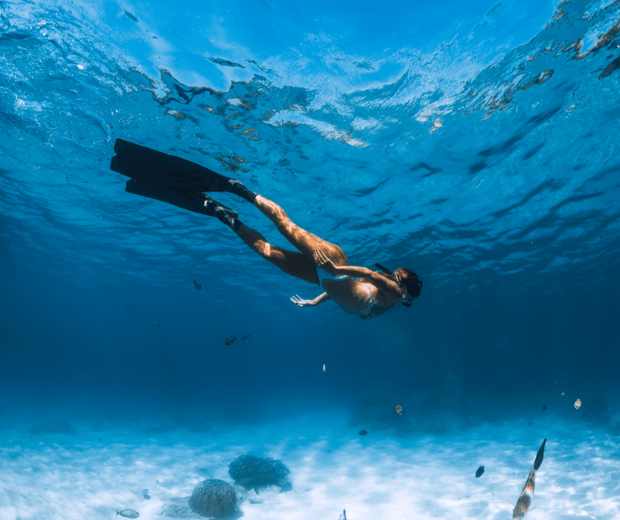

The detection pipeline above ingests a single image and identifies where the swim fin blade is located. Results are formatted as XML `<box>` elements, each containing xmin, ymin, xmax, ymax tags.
<box><xmin>111</xmin><ymin>138</ymin><xmax>231</xmax><ymax>192</ymax></box>
<box><xmin>125</xmin><ymin>178</ymin><xmax>209</xmax><ymax>215</ymax></box>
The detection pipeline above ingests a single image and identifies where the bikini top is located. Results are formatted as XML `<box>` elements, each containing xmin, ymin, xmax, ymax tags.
<box><xmin>316</xmin><ymin>267</ymin><xmax>393</xmax><ymax>320</ymax></box>
<box><xmin>358</xmin><ymin>283</ymin><xmax>393</xmax><ymax>320</ymax></box>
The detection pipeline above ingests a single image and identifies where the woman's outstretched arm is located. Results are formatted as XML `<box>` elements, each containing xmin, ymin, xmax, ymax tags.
<box><xmin>313</xmin><ymin>250</ymin><xmax>400</xmax><ymax>295</ymax></box>
<box><xmin>291</xmin><ymin>292</ymin><xmax>332</xmax><ymax>307</ymax></box>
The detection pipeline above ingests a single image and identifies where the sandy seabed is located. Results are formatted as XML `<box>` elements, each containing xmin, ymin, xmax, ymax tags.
<box><xmin>0</xmin><ymin>412</ymin><xmax>619</xmax><ymax>520</ymax></box>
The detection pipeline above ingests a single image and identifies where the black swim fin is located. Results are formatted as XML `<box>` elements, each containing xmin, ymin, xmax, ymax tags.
<box><xmin>111</xmin><ymin>138</ymin><xmax>232</xmax><ymax>192</ymax></box>
<box><xmin>126</xmin><ymin>179</ymin><xmax>242</xmax><ymax>231</ymax></box>
<box><xmin>125</xmin><ymin>178</ymin><xmax>210</xmax><ymax>215</ymax></box>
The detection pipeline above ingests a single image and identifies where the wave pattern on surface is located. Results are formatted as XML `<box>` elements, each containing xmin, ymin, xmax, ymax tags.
<box><xmin>1</xmin><ymin>0</ymin><xmax>619</xmax><ymax>299</ymax></box>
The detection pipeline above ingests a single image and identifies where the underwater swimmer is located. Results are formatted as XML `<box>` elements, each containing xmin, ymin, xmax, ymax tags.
<box><xmin>110</xmin><ymin>139</ymin><xmax>422</xmax><ymax>319</ymax></box>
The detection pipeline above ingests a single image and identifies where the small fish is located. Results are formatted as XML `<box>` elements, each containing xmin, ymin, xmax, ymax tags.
<box><xmin>124</xmin><ymin>10</ymin><xmax>139</xmax><ymax>23</ymax></box>
<box><xmin>225</xmin><ymin>336</ymin><xmax>236</xmax><ymax>346</ymax></box>
<box><xmin>512</xmin><ymin>439</ymin><xmax>546</xmax><ymax>519</ymax></box>
<box><xmin>323</xmin><ymin>364</ymin><xmax>326</xmax><ymax>372</ymax></box>
<box><xmin>395</xmin><ymin>405</ymin><xmax>403</xmax><ymax>415</ymax></box>
<box><xmin>513</xmin><ymin>466</ymin><xmax>535</xmax><ymax>519</ymax></box>
<box><xmin>541</xmin><ymin>405</ymin><xmax>547</xmax><ymax>412</ymax></box>
<box><xmin>528</xmin><ymin>422</ymin><xmax>533</xmax><ymax>426</ymax></box>
<box><xmin>142</xmin><ymin>489</ymin><xmax>150</xmax><ymax>500</ymax></box>
<box><xmin>475</xmin><ymin>465</ymin><xmax>485</xmax><ymax>478</ymax></box>
<box><xmin>194</xmin><ymin>279</ymin><xmax>202</xmax><ymax>290</ymax></box>
<box><xmin>117</xmin><ymin>510</ymin><xmax>140</xmax><ymax>519</ymax></box>
<box><xmin>242</xmin><ymin>334</ymin><xmax>250</xmax><ymax>341</ymax></box>
<box><xmin>358</xmin><ymin>430</ymin><xmax>368</xmax><ymax>436</ymax></box>
<box><xmin>155</xmin><ymin>321</ymin><xmax>159</xmax><ymax>327</ymax></box>
<box><xmin>574</xmin><ymin>398</ymin><xmax>582</xmax><ymax>410</ymax></box>
<box><xmin>560</xmin><ymin>392</ymin><xmax>565</xmax><ymax>397</ymax></box>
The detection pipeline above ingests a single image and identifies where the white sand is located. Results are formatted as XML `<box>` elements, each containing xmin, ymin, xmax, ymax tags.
<box><xmin>0</xmin><ymin>414</ymin><xmax>619</xmax><ymax>520</ymax></box>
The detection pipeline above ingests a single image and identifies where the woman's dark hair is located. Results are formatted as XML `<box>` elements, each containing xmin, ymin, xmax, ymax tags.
<box><xmin>375</xmin><ymin>263</ymin><xmax>423</xmax><ymax>301</ymax></box>
<box><xmin>394</xmin><ymin>268</ymin><xmax>422</xmax><ymax>299</ymax></box>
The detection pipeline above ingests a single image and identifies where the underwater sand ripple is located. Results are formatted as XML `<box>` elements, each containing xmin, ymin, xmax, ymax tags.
<box><xmin>0</xmin><ymin>418</ymin><xmax>619</xmax><ymax>519</ymax></box>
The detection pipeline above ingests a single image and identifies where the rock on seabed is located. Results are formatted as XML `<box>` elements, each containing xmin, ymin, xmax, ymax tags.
<box><xmin>228</xmin><ymin>454</ymin><xmax>291</xmax><ymax>492</ymax></box>
<box><xmin>189</xmin><ymin>479</ymin><xmax>237</xmax><ymax>519</ymax></box>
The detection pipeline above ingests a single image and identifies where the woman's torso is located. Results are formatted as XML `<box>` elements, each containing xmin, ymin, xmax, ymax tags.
<box><xmin>321</xmin><ymin>277</ymin><xmax>394</xmax><ymax>319</ymax></box>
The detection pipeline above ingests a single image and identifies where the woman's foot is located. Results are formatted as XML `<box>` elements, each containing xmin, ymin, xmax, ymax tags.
<box><xmin>226</xmin><ymin>178</ymin><xmax>257</xmax><ymax>203</ymax></box>
<box><xmin>204</xmin><ymin>196</ymin><xmax>243</xmax><ymax>232</ymax></box>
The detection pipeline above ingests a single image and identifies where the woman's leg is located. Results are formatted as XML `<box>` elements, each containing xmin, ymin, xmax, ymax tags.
<box><xmin>252</xmin><ymin>195</ymin><xmax>349</xmax><ymax>265</ymax></box>
<box><xmin>236</xmin><ymin>224</ymin><xmax>320</xmax><ymax>285</ymax></box>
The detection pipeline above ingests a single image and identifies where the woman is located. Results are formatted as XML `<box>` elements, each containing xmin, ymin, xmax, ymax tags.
<box><xmin>111</xmin><ymin>139</ymin><xmax>422</xmax><ymax>319</ymax></box>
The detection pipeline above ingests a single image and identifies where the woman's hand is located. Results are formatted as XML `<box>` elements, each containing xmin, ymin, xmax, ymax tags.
<box><xmin>313</xmin><ymin>250</ymin><xmax>338</xmax><ymax>274</ymax></box>
<box><xmin>290</xmin><ymin>295</ymin><xmax>314</xmax><ymax>307</ymax></box>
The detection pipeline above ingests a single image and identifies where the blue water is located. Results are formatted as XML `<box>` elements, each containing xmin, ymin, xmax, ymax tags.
<box><xmin>1</xmin><ymin>0</ymin><xmax>620</xmax><ymax>518</ymax></box>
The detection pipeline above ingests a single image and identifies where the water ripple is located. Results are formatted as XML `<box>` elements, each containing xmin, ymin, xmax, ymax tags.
<box><xmin>1</xmin><ymin>0</ymin><xmax>619</xmax><ymax>297</ymax></box>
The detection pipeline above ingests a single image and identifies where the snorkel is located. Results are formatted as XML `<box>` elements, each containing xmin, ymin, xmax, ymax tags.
<box><xmin>374</xmin><ymin>263</ymin><xmax>392</xmax><ymax>275</ymax></box>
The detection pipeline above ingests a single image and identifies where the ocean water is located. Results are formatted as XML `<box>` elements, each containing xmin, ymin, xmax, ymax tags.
<box><xmin>1</xmin><ymin>0</ymin><xmax>620</xmax><ymax>519</ymax></box>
